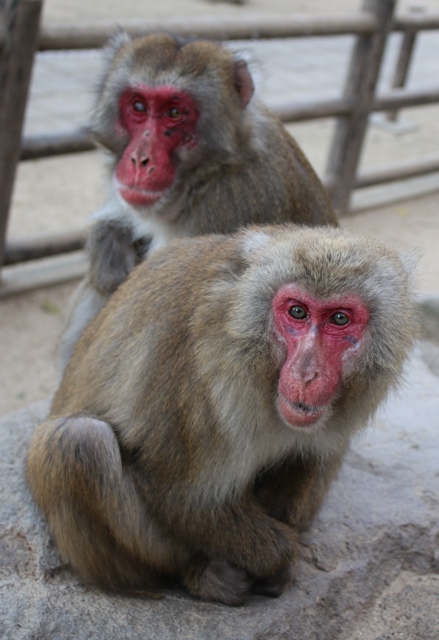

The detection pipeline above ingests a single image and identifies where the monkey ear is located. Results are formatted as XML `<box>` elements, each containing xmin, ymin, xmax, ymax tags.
<box><xmin>233</xmin><ymin>59</ymin><xmax>255</xmax><ymax>108</ymax></box>
<box><xmin>105</xmin><ymin>29</ymin><xmax>132</xmax><ymax>59</ymax></box>
<box><xmin>398</xmin><ymin>248</ymin><xmax>419</xmax><ymax>283</ymax></box>
<box><xmin>241</xmin><ymin>228</ymin><xmax>271</xmax><ymax>255</ymax></box>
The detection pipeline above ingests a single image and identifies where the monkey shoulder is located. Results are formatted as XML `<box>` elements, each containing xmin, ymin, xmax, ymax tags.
<box><xmin>261</xmin><ymin>123</ymin><xmax>337</xmax><ymax>227</ymax></box>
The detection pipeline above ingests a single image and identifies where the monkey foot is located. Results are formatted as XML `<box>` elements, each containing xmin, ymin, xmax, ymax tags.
<box><xmin>252</xmin><ymin>566</ymin><xmax>292</xmax><ymax>598</ymax></box>
<box><xmin>183</xmin><ymin>559</ymin><xmax>252</xmax><ymax>606</ymax></box>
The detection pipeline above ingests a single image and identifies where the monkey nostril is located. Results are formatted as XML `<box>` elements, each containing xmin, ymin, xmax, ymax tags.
<box><xmin>131</xmin><ymin>156</ymin><xmax>149</xmax><ymax>168</ymax></box>
<box><xmin>303</xmin><ymin>370</ymin><xmax>318</xmax><ymax>384</ymax></box>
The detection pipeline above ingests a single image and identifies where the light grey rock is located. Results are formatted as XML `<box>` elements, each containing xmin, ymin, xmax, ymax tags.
<box><xmin>344</xmin><ymin>572</ymin><xmax>439</xmax><ymax>640</ymax></box>
<box><xmin>0</xmin><ymin>345</ymin><xmax>438</xmax><ymax>640</ymax></box>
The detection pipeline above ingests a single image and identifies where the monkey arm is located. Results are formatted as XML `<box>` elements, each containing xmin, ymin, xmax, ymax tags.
<box><xmin>87</xmin><ymin>219</ymin><xmax>151</xmax><ymax>295</ymax></box>
<box><xmin>249</xmin><ymin>453</ymin><xmax>344</xmax><ymax>597</ymax></box>
<box><xmin>140</xmin><ymin>483</ymin><xmax>299</xmax><ymax>579</ymax></box>
<box><xmin>254</xmin><ymin>454</ymin><xmax>342</xmax><ymax>532</ymax></box>
<box><xmin>58</xmin><ymin>218</ymin><xmax>151</xmax><ymax>370</ymax></box>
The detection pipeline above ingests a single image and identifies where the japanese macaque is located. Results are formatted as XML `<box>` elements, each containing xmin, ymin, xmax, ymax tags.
<box><xmin>59</xmin><ymin>32</ymin><xmax>337</xmax><ymax>367</ymax></box>
<box><xmin>27</xmin><ymin>225</ymin><xmax>415</xmax><ymax>606</ymax></box>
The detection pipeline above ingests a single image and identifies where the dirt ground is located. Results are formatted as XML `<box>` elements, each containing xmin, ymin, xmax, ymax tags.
<box><xmin>1</xmin><ymin>0</ymin><xmax>439</xmax><ymax>416</ymax></box>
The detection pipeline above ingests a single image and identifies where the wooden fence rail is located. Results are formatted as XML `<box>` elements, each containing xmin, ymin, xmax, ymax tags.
<box><xmin>0</xmin><ymin>0</ymin><xmax>438</xmax><ymax>293</ymax></box>
<box><xmin>36</xmin><ymin>12</ymin><xmax>439</xmax><ymax>49</ymax></box>
<box><xmin>37</xmin><ymin>14</ymin><xmax>379</xmax><ymax>49</ymax></box>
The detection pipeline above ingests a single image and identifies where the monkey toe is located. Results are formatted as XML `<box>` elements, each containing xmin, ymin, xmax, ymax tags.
<box><xmin>252</xmin><ymin>565</ymin><xmax>292</xmax><ymax>598</ymax></box>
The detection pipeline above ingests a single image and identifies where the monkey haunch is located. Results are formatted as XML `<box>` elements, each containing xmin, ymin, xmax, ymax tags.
<box><xmin>28</xmin><ymin>226</ymin><xmax>416</xmax><ymax>605</ymax></box>
<box><xmin>59</xmin><ymin>32</ymin><xmax>337</xmax><ymax>368</ymax></box>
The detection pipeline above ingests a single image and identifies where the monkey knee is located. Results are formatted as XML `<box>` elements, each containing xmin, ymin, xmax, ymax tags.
<box><xmin>28</xmin><ymin>415</ymin><xmax>121</xmax><ymax>504</ymax></box>
<box><xmin>183</xmin><ymin>559</ymin><xmax>252</xmax><ymax>606</ymax></box>
<box><xmin>59</xmin><ymin>416</ymin><xmax>121</xmax><ymax>482</ymax></box>
<box><xmin>41</xmin><ymin>415</ymin><xmax>116</xmax><ymax>456</ymax></box>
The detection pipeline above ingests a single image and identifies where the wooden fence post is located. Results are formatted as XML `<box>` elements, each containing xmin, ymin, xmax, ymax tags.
<box><xmin>387</xmin><ymin>9</ymin><xmax>420</xmax><ymax>122</ymax></box>
<box><xmin>326</xmin><ymin>0</ymin><xmax>397</xmax><ymax>215</ymax></box>
<box><xmin>0</xmin><ymin>0</ymin><xmax>42</xmax><ymax>272</ymax></box>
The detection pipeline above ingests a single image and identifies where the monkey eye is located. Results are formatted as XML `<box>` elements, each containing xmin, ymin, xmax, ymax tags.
<box><xmin>288</xmin><ymin>305</ymin><xmax>307</xmax><ymax>320</ymax></box>
<box><xmin>330</xmin><ymin>312</ymin><xmax>350</xmax><ymax>326</ymax></box>
<box><xmin>166</xmin><ymin>107</ymin><xmax>185</xmax><ymax>120</ymax></box>
<box><xmin>131</xmin><ymin>99</ymin><xmax>147</xmax><ymax>113</ymax></box>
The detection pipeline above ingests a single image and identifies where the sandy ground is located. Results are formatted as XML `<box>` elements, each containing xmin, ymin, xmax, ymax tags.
<box><xmin>1</xmin><ymin>0</ymin><xmax>439</xmax><ymax>416</ymax></box>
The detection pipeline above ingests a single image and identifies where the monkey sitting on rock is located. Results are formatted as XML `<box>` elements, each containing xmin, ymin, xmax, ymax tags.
<box><xmin>28</xmin><ymin>225</ymin><xmax>416</xmax><ymax>606</ymax></box>
<box><xmin>59</xmin><ymin>31</ymin><xmax>337</xmax><ymax>368</ymax></box>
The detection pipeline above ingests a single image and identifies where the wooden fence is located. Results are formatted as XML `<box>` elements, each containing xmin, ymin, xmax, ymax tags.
<box><xmin>1</xmin><ymin>0</ymin><xmax>439</xmax><ymax>294</ymax></box>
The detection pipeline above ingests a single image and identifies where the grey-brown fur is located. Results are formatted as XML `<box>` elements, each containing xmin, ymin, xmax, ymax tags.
<box><xmin>59</xmin><ymin>32</ymin><xmax>337</xmax><ymax>368</ymax></box>
<box><xmin>28</xmin><ymin>225</ymin><xmax>416</xmax><ymax>606</ymax></box>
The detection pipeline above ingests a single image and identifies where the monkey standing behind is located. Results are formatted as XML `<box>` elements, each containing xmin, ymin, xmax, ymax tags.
<box><xmin>28</xmin><ymin>225</ymin><xmax>416</xmax><ymax>606</ymax></box>
<box><xmin>59</xmin><ymin>32</ymin><xmax>337</xmax><ymax>367</ymax></box>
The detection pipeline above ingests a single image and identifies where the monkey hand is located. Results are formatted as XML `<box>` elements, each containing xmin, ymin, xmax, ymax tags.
<box><xmin>153</xmin><ymin>495</ymin><xmax>298</xmax><ymax>581</ymax></box>
<box><xmin>197</xmin><ymin>502</ymin><xmax>299</xmax><ymax>580</ymax></box>
<box><xmin>244</xmin><ymin>515</ymin><xmax>298</xmax><ymax>579</ymax></box>
<box><xmin>87</xmin><ymin>220</ymin><xmax>151</xmax><ymax>295</ymax></box>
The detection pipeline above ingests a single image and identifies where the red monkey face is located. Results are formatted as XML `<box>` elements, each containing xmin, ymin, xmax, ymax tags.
<box><xmin>272</xmin><ymin>285</ymin><xmax>370</xmax><ymax>428</ymax></box>
<box><xmin>115</xmin><ymin>85</ymin><xmax>199</xmax><ymax>207</ymax></box>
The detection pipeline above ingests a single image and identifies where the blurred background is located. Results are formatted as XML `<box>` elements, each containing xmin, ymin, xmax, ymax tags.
<box><xmin>1</xmin><ymin>0</ymin><xmax>438</xmax><ymax>414</ymax></box>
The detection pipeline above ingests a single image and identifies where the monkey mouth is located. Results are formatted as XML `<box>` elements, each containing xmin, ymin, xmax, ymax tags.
<box><xmin>292</xmin><ymin>402</ymin><xmax>324</xmax><ymax>416</ymax></box>
<box><xmin>278</xmin><ymin>395</ymin><xmax>328</xmax><ymax>428</ymax></box>
<box><xmin>118</xmin><ymin>185</ymin><xmax>166</xmax><ymax>207</ymax></box>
